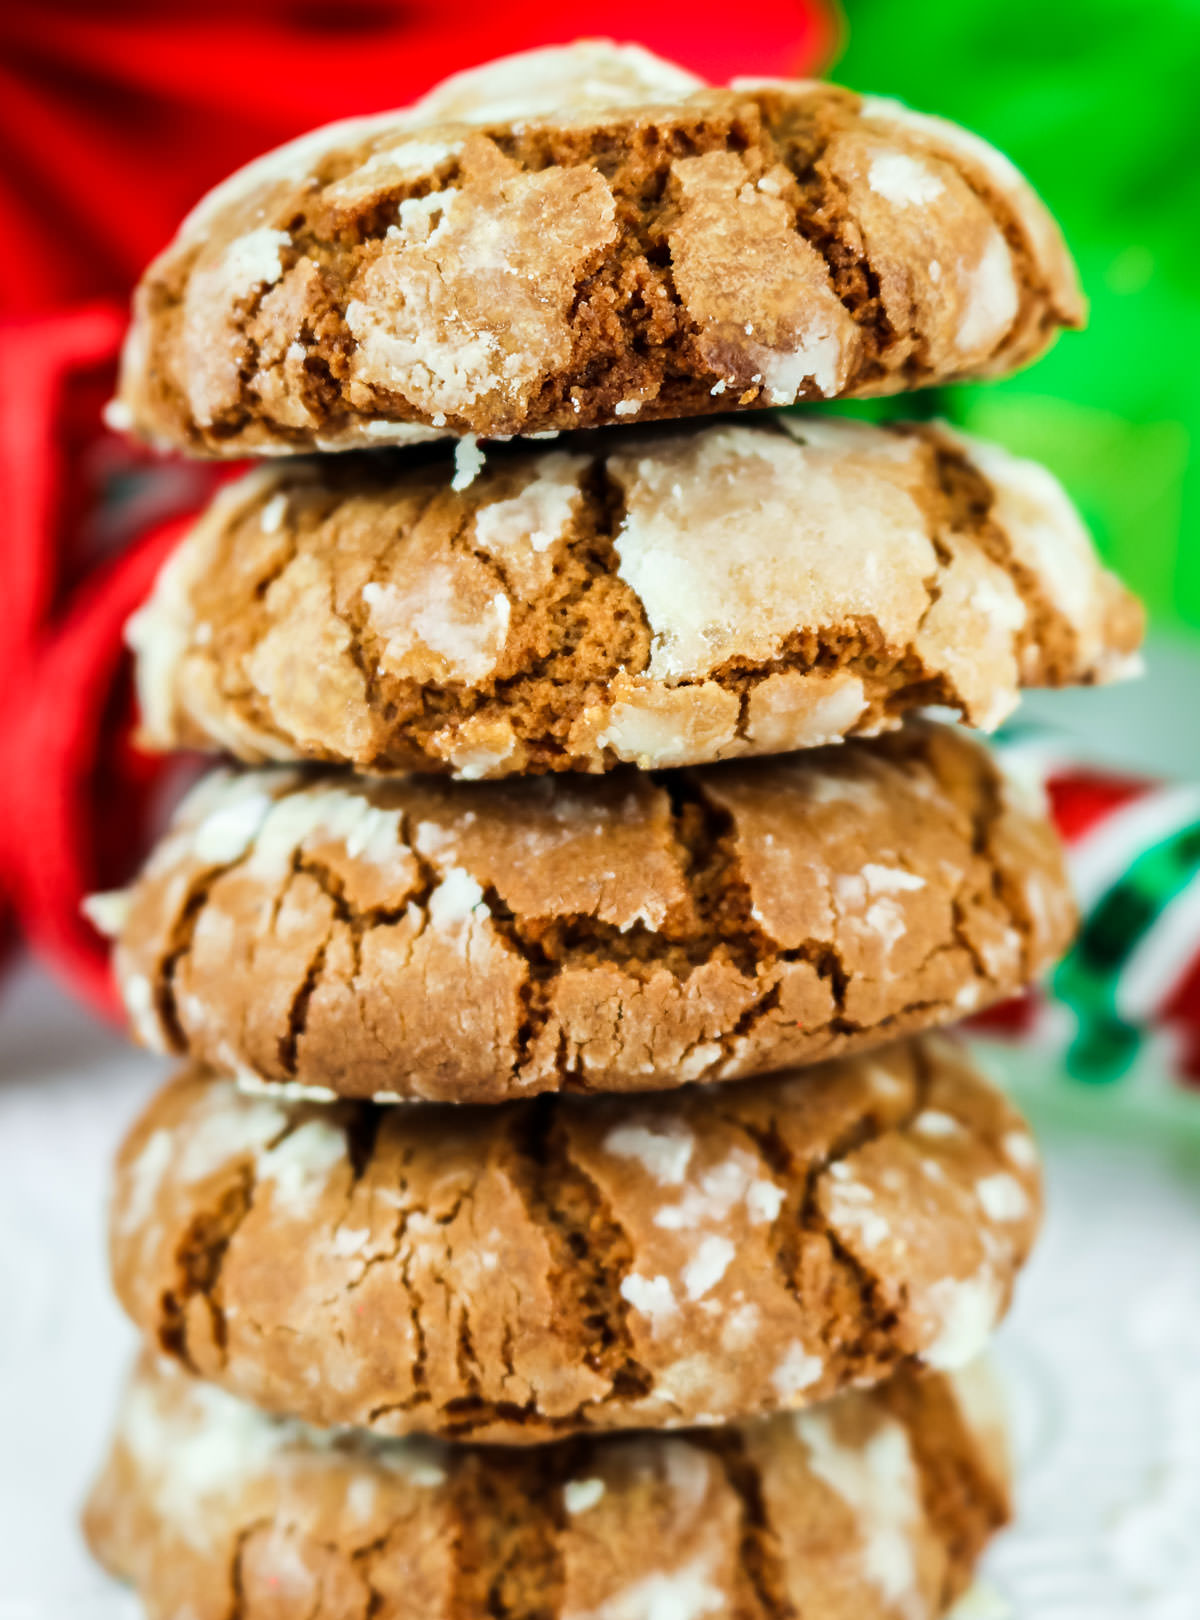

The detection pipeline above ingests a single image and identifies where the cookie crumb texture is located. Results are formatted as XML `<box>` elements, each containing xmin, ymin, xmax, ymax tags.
<box><xmin>115</xmin><ymin>43</ymin><xmax>1083</xmax><ymax>453</ymax></box>
<box><xmin>87</xmin><ymin>1356</ymin><xmax>1007</xmax><ymax>1620</ymax></box>
<box><xmin>109</xmin><ymin>1037</ymin><xmax>1037</xmax><ymax>1442</ymax></box>
<box><xmin>108</xmin><ymin>723</ymin><xmax>1074</xmax><ymax>1101</ymax></box>
<box><xmin>129</xmin><ymin>415</ymin><xmax>1143</xmax><ymax>776</ymax></box>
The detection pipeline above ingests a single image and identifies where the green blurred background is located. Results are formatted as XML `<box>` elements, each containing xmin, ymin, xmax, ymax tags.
<box><xmin>832</xmin><ymin>0</ymin><xmax>1198</xmax><ymax>630</ymax></box>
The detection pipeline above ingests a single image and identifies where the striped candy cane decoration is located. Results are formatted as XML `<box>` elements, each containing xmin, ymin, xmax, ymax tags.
<box><xmin>987</xmin><ymin>728</ymin><xmax>1200</xmax><ymax>1090</ymax></box>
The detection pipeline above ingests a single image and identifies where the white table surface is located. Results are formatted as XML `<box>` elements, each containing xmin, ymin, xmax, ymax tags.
<box><xmin>4</xmin><ymin>637</ymin><xmax>1200</xmax><ymax>1617</ymax></box>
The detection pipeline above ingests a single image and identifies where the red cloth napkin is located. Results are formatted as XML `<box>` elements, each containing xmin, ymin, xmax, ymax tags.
<box><xmin>0</xmin><ymin>307</ymin><xmax>225</xmax><ymax>1013</ymax></box>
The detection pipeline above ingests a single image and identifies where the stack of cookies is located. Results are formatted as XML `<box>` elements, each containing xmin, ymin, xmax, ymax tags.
<box><xmin>85</xmin><ymin>42</ymin><xmax>1143</xmax><ymax>1620</ymax></box>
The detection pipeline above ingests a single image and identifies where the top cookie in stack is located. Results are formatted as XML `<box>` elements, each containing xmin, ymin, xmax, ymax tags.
<box><xmin>113</xmin><ymin>40</ymin><xmax>1085</xmax><ymax>454</ymax></box>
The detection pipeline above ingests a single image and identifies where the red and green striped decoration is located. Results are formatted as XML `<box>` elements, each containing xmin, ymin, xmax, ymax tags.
<box><xmin>986</xmin><ymin>730</ymin><xmax>1200</xmax><ymax>1091</ymax></box>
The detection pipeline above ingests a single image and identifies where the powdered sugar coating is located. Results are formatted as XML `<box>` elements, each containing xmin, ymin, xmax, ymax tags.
<box><xmin>868</xmin><ymin>151</ymin><xmax>947</xmax><ymax>207</ymax></box>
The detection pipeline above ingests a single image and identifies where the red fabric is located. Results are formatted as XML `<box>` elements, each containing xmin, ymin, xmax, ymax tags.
<box><xmin>969</xmin><ymin>991</ymin><xmax>1042</xmax><ymax>1042</ymax></box>
<box><xmin>0</xmin><ymin>306</ymin><xmax>225</xmax><ymax>1007</ymax></box>
<box><xmin>0</xmin><ymin>3</ymin><xmax>834</xmax><ymax>1008</ymax></box>
<box><xmin>6</xmin><ymin>518</ymin><xmax>195</xmax><ymax>1016</ymax></box>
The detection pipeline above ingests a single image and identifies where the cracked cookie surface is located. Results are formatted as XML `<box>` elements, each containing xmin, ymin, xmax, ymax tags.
<box><xmin>98</xmin><ymin>722</ymin><xmax>1075</xmax><ymax>1102</ymax></box>
<box><xmin>128</xmin><ymin>413</ymin><xmax>1143</xmax><ymax>777</ymax></box>
<box><xmin>108</xmin><ymin>1036</ymin><xmax>1040</xmax><ymax>1441</ymax></box>
<box><xmin>86</xmin><ymin>1354</ymin><xmax>1009</xmax><ymax>1620</ymax></box>
<box><xmin>111</xmin><ymin>42</ymin><xmax>1083</xmax><ymax>455</ymax></box>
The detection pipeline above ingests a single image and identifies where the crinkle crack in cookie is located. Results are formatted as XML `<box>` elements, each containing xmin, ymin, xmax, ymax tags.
<box><xmin>110</xmin><ymin>40</ymin><xmax>1084</xmax><ymax>454</ymax></box>
<box><xmin>86</xmin><ymin>1357</ymin><xmax>1010</xmax><ymax>1620</ymax></box>
<box><xmin>128</xmin><ymin>414</ymin><xmax>1143</xmax><ymax>777</ymax></box>
<box><xmin>107</xmin><ymin>1037</ymin><xmax>1038</xmax><ymax>1441</ymax></box>
<box><xmin>93</xmin><ymin>723</ymin><xmax>1075</xmax><ymax>1102</ymax></box>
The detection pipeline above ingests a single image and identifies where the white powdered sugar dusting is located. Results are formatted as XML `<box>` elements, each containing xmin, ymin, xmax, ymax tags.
<box><xmin>605</xmin><ymin>1122</ymin><xmax>695</xmax><ymax>1185</ymax></box>
<box><xmin>569</xmin><ymin>1555</ymin><xmax>724</xmax><ymax>1620</ymax></box>
<box><xmin>122</xmin><ymin>1378</ymin><xmax>301</xmax><ymax>1547</ymax></box>
<box><xmin>563</xmin><ymin>1477</ymin><xmax>606</xmax><ymax>1514</ymax></box>
<box><xmin>411</xmin><ymin>41</ymin><xmax>705</xmax><ymax>128</ymax></box>
<box><xmin>861</xmin><ymin>863</ymin><xmax>926</xmax><ymax>894</ymax></box>
<box><xmin>346</xmin><ymin>162</ymin><xmax>616</xmax><ymax>421</ymax></box>
<box><xmin>620</xmin><ymin>1272</ymin><xmax>679</xmax><ymax>1328</ymax></box>
<box><xmin>755</xmin><ymin>324</ymin><xmax>845</xmax><ymax>403</ymax></box>
<box><xmin>238</xmin><ymin>786</ymin><xmax>404</xmax><ymax>882</ymax></box>
<box><xmin>722</xmin><ymin>1302</ymin><xmax>761</xmax><ymax>1351</ymax></box>
<box><xmin>119</xmin><ymin>972</ymin><xmax>164</xmax><ymax>1049</ymax></box>
<box><xmin>681</xmin><ymin>1235</ymin><xmax>735</xmax><ymax>1301</ymax></box>
<box><xmin>860</xmin><ymin>95</ymin><xmax>1030</xmax><ymax>200</ymax></box>
<box><xmin>220</xmin><ymin>227</ymin><xmax>291</xmax><ymax>300</ymax></box>
<box><xmin>257</xmin><ymin>1119</ymin><xmax>347</xmax><ymax>1214</ymax></box>
<box><xmin>363</xmin><ymin>571</ymin><xmax>511</xmax><ymax>683</ymax></box>
<box><xmin>975</xmin><ymin>1172</ymin><xmax>1030</xmax><ymax>1222</ymax></box>
<box><xmin>956</xmin><ymin>227</ymin><xmax>1019</xmax><ymax>353</ymax></box>
<box><xmin>923</xmin><ymin>1270</ymin><xmax>1003</xmax><ymax>1369</ymax></box>
<box><xmin>349</xmin><ymin>138</ymin><xmax>460</xmax><ymax>184</ymax></box>
<box><xmin>864</xmin><ymin>897</ymin><xmax>908</xmax><ymax>955</ymax></box>
<box><xmin>1002</xmin><ymin>1129</ymin><xmax>1038</xmax><ymax>1170</ymax></box>
<box><xmin>259</xmin><ymin>492</ymin><xmax>288</xmax><ymax>534</ymax></box>
<box><xmin>593</xmin><ymin>684</ymin><xmax>740</xmax><ymax>770</ymax></box>
<box><xmin>236</xmin><ymin>1075</ymin><xmax>339</xmax><ymax>1104</ymax></box>
<box><xmin>610</xmin><ymin>425</ymin><xmax>937</xmax><ymax>684</ymax></box>
<box><xmin>474</xmin><ymin>455</ymin><xmax>584</xmax><ymax>554</ymax></box>
<box><xmin>189</xmin><ymin>784</ymin><xmax>277</xmax><ymax>865</ymax></box>
<box><xmin>867</xmin><ymin>151</ymin><xmax>946</xmax><ymax>207</ymax></box>
<box><xmin>772</xmin><ymin>1342</ymin><xmax>824</xmax><ymax>1402</ymax></box>
<box><xmin>175</xmin><ymin>1085</ymin><xmax>289</xmax><ymax>1185</ymax></box>
<box><xmin>82</xmin><ymin>889</ymin><xmax>130</xmax><ymax>938</ymax></box>
<box><xmin>122</xmin><ymin>1364</ymin><xmax>450</xmax><ymax>1552</ymax></box>
<box><xmin>472</xmin><ymin>452</ymin><xmax>586</xmax><ymax>591</ymax></box>
<box><xmin>825</xmin><ymin>1178</ymin><xmax>892</xmax><ymax>1250</ymax></box>
<box><xmin>653</xmin><ymin>1148</ymin><xmax>781</xmax><ymax>1230</ymax></box>
<box><xmin>452</xmin><ymin>435</ymin><xmax>486</xmax><ymax>491</ymax></box>
<box><xmin>798</xmin><ymin>1407</ymin><xmax>923</xmax><ymax>1619</ymax></box>
<box><xmin>118</xmin><ymin>1129</ymin><xmax>174</xmax><ymax>1235</ymax></box>
<box><xmin>913</xmin><ymin>1110</ymin><xmax>964</xmax><ymax>1138</ymax></box>
<box><xmin>346</xmin><ymin>1475</ymin><xmax>378</xmax><ymax>1523</ymax></box>
<box><xmin>949</xmin><ymin>427</ymin><xmax>1109</xmax><ymax>656</ymax></box>
<box><xmin>745</xmin><ymin>1177</ymin><xmax>785</xmax><ymax>1223</ymax></box>
<box><xmin>428</xmin><ymin>867</ymin><xmax>490</xmax><ymax>932</ymax></box>
<box><xmin>380</xmin><ymin>1447</ymin><xmax>449</xmax><ymax>1488</ymax></box>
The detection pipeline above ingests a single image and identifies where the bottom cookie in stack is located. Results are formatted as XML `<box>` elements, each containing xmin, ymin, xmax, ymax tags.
<box><xmin>86</xmin><ymin>1352</ymin><xmax>1010</xmax><ymax>1620</ymax></box>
